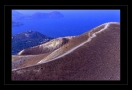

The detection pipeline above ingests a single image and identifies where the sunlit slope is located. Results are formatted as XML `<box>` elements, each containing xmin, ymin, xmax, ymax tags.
<box><xmin>12</xmin><ymin>22</ymin><xmax>106</xmax><ymax>69</ymax></box>
<box><xmin>12</xmin><ymin>22</ymin><xmax>120</xmax><ymax>80</ymax></box>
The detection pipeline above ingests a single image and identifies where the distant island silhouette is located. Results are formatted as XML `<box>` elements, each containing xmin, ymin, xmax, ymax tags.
<box><xmin>12</xmin><ymin>11</ymin><xmax>64</xmax><ymax>21</ymax></box>
<box><xmin>12</xmin><ymin>21</ymin><xmax>24</xmax><ymax>27</ymax></box>
<box><xmin>12</xmin><ymin>30</ymin><xmax>53</xmax><ymax>54</ymax></box>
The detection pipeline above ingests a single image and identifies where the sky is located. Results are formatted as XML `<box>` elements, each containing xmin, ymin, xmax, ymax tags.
<box><xmin>12</xmin><ymin>10</ymin><xmax>120</xmax><ymax>37</ymax></box>
<box><xmin>16</xmin><ymin>10</ymin><xmax>77</xmax><ymax>15</ymax></box>
<box><xmin>15</xmin><ymin>10</ymin><xmax>120</xmax><ymax>17</ymax></box>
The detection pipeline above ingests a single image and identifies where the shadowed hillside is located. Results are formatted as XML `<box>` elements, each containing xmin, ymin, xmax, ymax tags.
<box><xmin>12</xmin><ymin>22</ymin><xmax>120</xmax><ymax>80</ymax></box>
<box><xmin>17</xmin><ymin>37</ymin><xmax>69</xmax><ymax>55</ymax></box>
<box><xmin>12</xmin><ymin>30</ymin><xmax>53</xmax><ymax>54</ymax></box>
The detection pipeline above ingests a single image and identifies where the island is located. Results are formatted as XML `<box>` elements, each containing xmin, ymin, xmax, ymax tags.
<box><xmin>31</xmin><ymin>11</ymin><xmax>64</xmax><ymax>19</ymax></box>
<box><xmin>12</xmin><ymin>21</ymin><xmax>24</xmax><ymax>27</ymax></box>
<box><xmin>12</xmin><ymin>30</ymin><xmax>53</xmax><ymax>54</ymax></box>
<box><xmin>12</xmin><ymin>10</ymin><xmax>64</xmax><ymax>20</ymax></box>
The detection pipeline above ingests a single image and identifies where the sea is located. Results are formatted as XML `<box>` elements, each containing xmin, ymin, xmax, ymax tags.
<box><xmin>12</xmin><ymin>10</ymin><xmax>120</xmax><ymax>38</ymax></box>
<box><xmin>12</xmin><ymin>10</ymin><xmax>120</xmax><ymax>54</ymax></box>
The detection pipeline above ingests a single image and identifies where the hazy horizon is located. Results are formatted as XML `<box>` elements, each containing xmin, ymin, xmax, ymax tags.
<box><xmin>12</xmin><ymin>10</ymin><xmax>120</xmax><ymax>55</ymax></box>
<box><xmin>12</xmin><ymin>10</ymin><xmax>120</xmax><ymax>38</ymax></box>
<box><xmin>15</xmin><ymin>10</ymin><xmax>120</xmax><ymax>18</ymax></box>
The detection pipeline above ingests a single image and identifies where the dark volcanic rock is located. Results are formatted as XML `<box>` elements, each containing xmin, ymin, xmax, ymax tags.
<box><xmin>12</xmin><ymin>30</ymin><xmax>53</xmax><ymax>54</ymax></box>
<box><xmin>12</xmin><ymin>22</ymin><xmax>120</xmax><ymax>81</ymax></box>
<box><xmin>17</xmin><ymin>37</ymin><xmax>70</xmax><ymax>55</ymax></box>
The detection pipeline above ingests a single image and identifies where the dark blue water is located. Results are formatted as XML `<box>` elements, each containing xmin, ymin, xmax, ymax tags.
<box><xmin>12</xmin><ymin>10</ymin><xmax>120</xmax><ymax>38</ymax></box>
<box><xmin>12</xmin><ymin>52</ymin><xmax>18</xmax><ymax>55</ymax></box>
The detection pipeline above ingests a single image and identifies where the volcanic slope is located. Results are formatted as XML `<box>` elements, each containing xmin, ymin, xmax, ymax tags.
<box><xmin>12</xmin><ymin>36</ymin><xmax>75</xmax><ymax>69</ymax></box>
<box><xmin>12</xmin><ymin>22</ymin><xmax>120</xmax><ymax>80</ymax></box>
<box><xmin>14</xmin><ymin>22</ymin><xmax>105</xmax><ymax>69</ymax></box>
